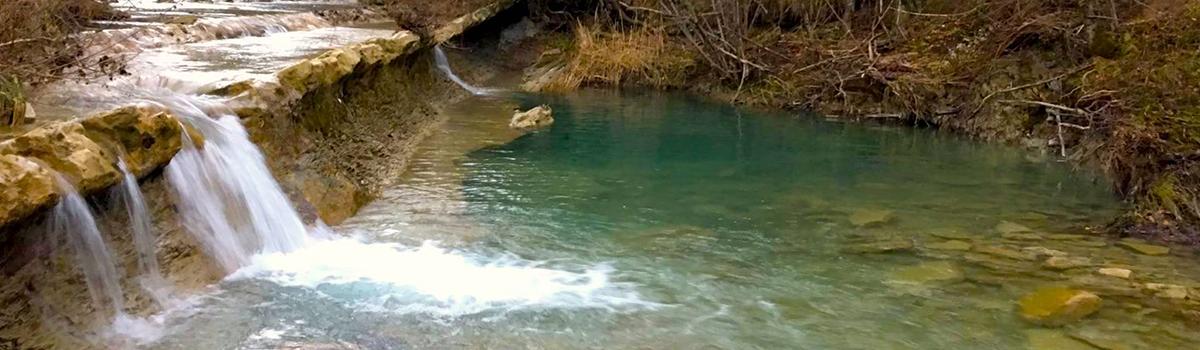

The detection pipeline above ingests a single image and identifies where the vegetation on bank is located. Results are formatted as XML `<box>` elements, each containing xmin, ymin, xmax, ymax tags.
<box><xmin>0</xmin><ymin>0</ymin><xmax>122</xmax><ymax>126</ymax></box>
<box><xmin>499</xmin><ymin>0</ymin><xmax>1200</xmax><ymax>243</ymax></box>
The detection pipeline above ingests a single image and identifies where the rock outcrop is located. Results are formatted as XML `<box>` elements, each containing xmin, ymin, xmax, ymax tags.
<box><xmin>0</xmin><ymin>107</ymin><xmax>187</xmax><ymax>229</ymax></box>
<box><xmin>510</xmin><ymin>105</ymin><xmax>554</xmax><ymax>130</ymax></box>
<box><xmin>0</xmin><ymin>155</ymin><xmax>58</xmax><ymax>228</ymax></box>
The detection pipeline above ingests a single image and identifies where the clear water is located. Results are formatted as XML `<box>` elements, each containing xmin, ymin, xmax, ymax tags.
<box><xmin>149</xmin><ymin>90</ymin><xmax>1149</xmax><ymax>349</ymax></box>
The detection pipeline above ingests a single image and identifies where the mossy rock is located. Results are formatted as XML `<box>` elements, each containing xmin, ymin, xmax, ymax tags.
<box><xmin>1018</xmin><ymin>286</ymin><xmax>1102</xmax><ymax>326</ymax></box>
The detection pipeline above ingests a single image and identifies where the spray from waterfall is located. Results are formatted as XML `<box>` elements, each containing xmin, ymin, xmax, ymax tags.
<box><xmin>433</xmin><ymin>46</ymin><xmax>491</xmax><ymax>96</ymax></box>
<box><xmin>51</xmin><ymin>175</ymin><xmax>128</xmax><ymax>322</ymax></box>
<box><xmin>155</xmin><ymin>94</ymin><xmax>310</xmax><ymax>273</ymax></box>
<box><xmin>115</xmin><ymin>160</ymin><xmax>173</xmax><ymax>306</ymax></box>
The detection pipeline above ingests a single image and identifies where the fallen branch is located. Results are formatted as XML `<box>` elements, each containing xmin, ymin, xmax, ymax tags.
<box><xmin>999</xmin><ymin>99</ymin><xmax>1089</xmax><ymax>116</ymax></box>
<box><xmin>970</xmin><ymin>63</ymin><xmax>1095</xmax><ymax>117</ymax></box>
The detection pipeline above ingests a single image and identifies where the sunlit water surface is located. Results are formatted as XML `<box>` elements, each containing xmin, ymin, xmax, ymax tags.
<box><xmin>150</xmin><ymin>91</ymin><xmax>1140</xmax><ymax>349</ymax></box>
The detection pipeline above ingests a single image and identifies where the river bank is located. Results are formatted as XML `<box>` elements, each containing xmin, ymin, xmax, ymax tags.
<box><xmin>498</xmin><ymin>0</ymin><xmax>1200</xmax><ymax>245</ymax></box>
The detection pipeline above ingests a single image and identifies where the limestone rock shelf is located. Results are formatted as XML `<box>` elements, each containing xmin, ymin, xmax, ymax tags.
<box><xmin>0</xmin><ymin>107</ymin><xmax>189</xmax><ymax>229</ymax></box>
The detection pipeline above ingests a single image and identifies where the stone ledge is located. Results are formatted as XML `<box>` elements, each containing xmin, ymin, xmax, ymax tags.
<box><xmin>0</xmin><ymin>0</ymin><xmax>518</xmax><ymax>230</ymax></box>
<box><xmin>0</xmin><ymin>106</ymin><xmax>189</xmax><ymax>229</ymax></box>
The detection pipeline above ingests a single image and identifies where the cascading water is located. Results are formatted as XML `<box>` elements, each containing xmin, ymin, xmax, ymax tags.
<box><xmin>156</xmin><ymin>94</ymin><xmax>310</xmax><ymax>273</ymax></box>
<box><xmin>51</xmin><ymin>176</ymin><xmax>128</xmax><ymax>321</ymax></box>
<box><xmin>115</xmin><ymin>160</ymin><xmax>173</xmax><ymax>306</ymax></box>
<box><xmin>433</xmin><ymin>46</ymin><xmax>491</xmax><ymax>96</ymax></box>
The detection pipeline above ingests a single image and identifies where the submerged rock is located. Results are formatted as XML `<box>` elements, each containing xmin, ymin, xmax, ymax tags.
<box><xmin>848</xmin><ymin>209</ymin><xmax>895</xmax><ymax>227</ymax></box>
<box><xmin>995</xmin><ymin>221</ymin><xmax>1033</xmax><ymax>234</ymax></box>
<box><xmin>1001</xmin><ymin>232</ymin><xmax>1044</xmax><ymax>241</ymax></box>
<box><xmin>1021</xmin><ymin>246</ymin><xmax>1067</xmax><ymax>258</ymax></box>
<box><xmin>976</xmin><ymin>245</ymin><xmax>1036</xmax><ymax>261</ymax></box>
<box><xmin>1117</xmin><ymin>240</ymin><xmax>1170</xmax><ymax>256</ymax></box>
<box><xmin>1018</xmin><ymin>286</ymin><xmax>1102</xmax><ymax>326</ymax></box>
<box><xmin>843</xmin><ymin>237</ymin><xmax>914</xmax><ymax>254</ymax></box>
<box><xmin>929</xmin><ymin>228</ymin><xmax>973</xmax><ymax>240</ymax></box>
<box><xmin>1025</xmin><ymin>329</ymin><xmax>1099</xmax><ymax>350</ymax></box>
<box><xmin>889</xmin><ymin>261</ymin><xmax>964</xmax><ymax>285</ymax></box>
<box><xmin>1042</xmin><ymin>256</ymin><xmax>1091</xmax><ymax>271</ymax></box>
<box><xmin>510</xmin><ymin>105</ymin><xmax>554</xmax><ymax>130</ymax></box>
<box><xmin>926</xmin><ymin>240</ymin><xmax>972</xmax><ymax>251</ymax></box>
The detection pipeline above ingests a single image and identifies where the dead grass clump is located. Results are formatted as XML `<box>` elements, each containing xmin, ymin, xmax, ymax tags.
<box><xmin>0</xmin><ymin>0</ymin><xmax>120</xmax><ymax>85</ymax></box>
<box><xmin>544</xmin><ymin>24</ymin><xmax>696</xmax><ymax>91</ymax></box>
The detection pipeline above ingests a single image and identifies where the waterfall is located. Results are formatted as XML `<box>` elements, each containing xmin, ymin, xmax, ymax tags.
<box><xmin>156</xmin><ymin>94</ymin><xmax>310</xmax><ymax>273</ymax></box>
<box><xmin>433</xmin><ymin>46</ymin><xmax>490</xmax><ymax>96</ymax></box>
<box><xmin>52</xmin><ymin>175</ymin><xmax>128</xmax><ymax>321</ymax></box>
<box><xmin>115</xmin><ymin>160</ymin><xmax>173</xmax><ymax>306</ymax></box>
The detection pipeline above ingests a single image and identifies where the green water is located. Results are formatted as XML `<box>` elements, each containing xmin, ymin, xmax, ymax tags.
<box><xmin>152</xmin><ymin>90</ymin><xmax>1200</xmax><ymax>350</ymax></box>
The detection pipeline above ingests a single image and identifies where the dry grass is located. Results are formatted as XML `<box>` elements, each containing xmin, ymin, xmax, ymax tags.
<box><xmin>0</xmin><ymin>0</ymin><xmax>119</xmax><ymax>85</ymax></box>
<box><xmin>1</xmin><ymin>0</ymin><xmax>119</xmax><ymax>126</ymax></box>
<box><xmin>544</xmin><ymin>25</ymin><xmax>696</xmax><ymax>91</ymax></box>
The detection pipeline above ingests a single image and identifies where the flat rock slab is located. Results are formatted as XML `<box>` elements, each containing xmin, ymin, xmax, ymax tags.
<box><xmin>1117</xmin><ymin>240</ymin><xmax>1170</xmax><ymax>256</ymax></box>
<box><xmin>926</xmin><ymin>240</ymin><xmax>972</xmax><ymax>251</ymax></box>
<box><xmin>889</xmin><ymin>261</ymin><xmax>964</xmax><ymax>285</ymax></box>
<box><xmin>849</xmin><ymin>209</ymin><xmax>895</xmax><ymax>227</ymax></box>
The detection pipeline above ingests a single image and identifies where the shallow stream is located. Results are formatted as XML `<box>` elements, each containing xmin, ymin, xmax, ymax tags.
<box><xmin>137</xmin><ymin>90</ymin><xmax>1200</xmax><ymax>349</ymax></box>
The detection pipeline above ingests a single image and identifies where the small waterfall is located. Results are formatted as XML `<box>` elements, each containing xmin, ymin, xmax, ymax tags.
<box><xmin>156</xmin><ymin>94</ymin><xmax>310</xmax><ymax>273</ymax></box>
<box><xmin>433</xmin><ymin>46</ymin><xmax>490</xmax><ymax>96</ymax></box>
<box><xmin>52</xmin><ymin>176</ymin><xmax>128</xmax><ymax>321</ymax></box>
<box><xmin>115</xmin><ymin>160</ymin><xmax>173</xmax><ymax>306</ymax></box>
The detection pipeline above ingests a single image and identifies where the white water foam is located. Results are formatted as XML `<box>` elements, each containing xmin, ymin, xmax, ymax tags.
<box><xmin>229</xmin><ymin>237</ymin><xmax>652</xmax><ymax>317</ymax></box>
<box><xmin>156</xmin><ymin>94</ymin><xmax>310</xmax><ymax>272</ymax></box>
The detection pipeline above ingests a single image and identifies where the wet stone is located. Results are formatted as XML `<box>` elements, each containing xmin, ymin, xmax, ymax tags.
<box><xmin>925</xmin><ymin>240</ymin><xmax>972</xmax><ymax>251</ymax></box>
<box><xmin>929</xmin><ymin>228</ymin><xmax>973</xmax><ymax>240</ymax></box>
<box><xmin>848</xmin><ymin>209</ymin><xmax>895</xmax><ymax>227</ymax></box>
<box><xmin>1070</xmin><ymin>328</ymin><xmax>1136</xmax><ymax>350</ymax></box>
<box><xmin>1001</xmin><ymin>232</ymin><xmax>1044</xmax><ymax>241</ymax></box>
<box><xmin>1143</xmin><ymin>283</ymin><xmax>1189</xmax><ymax>299</ymax></box>
<box><xmin>1018</xmin><ymin>286</ymin><xmax>1102</xmax><ymax>326</ymax></box>
<box><xmin>996</xmin><ymin>221</ymin><xmax>1033</xmax><ymax>234</ymax></box>
<box><xmin>1047</xmin><ymin>234</ymin><xmax>1088</xmax><ymax>241</ymax></box>
<box><xmin>976</xmin><ymin>245</ymin><xmax>1036</xmax><ymax>261</ymax></box>
<box><xmin>1022</xmin><ymin>246</ymin><xmax>1068</xmax><ymax>258</ymax></box>
<box><xmin>1043</xmin><ymin>256</ymin><xmax>1091</xmax><ymax>271</ymax></box>
<box><xmin>1075</xmin><ymin>240</ymin><xmax>1110</xmax><ymax>248</ymax></box>
<box><xmin>1117</xmin><ymin>240</ymin><xmax>1170</xmax><ymax>256</ymax></box>
<box><xmin>1025</xmin><ymin>329</ymin><xmax>1098</xmax><ymax>350</ymax></box>
<box><xmin>842</xmin><ymin>238</ymin><xmax>914</xmax><ymax>254</ymax></box>
<box><xmin>1097</xmin><ymin>268</ymin><xmax>1132</xmax><ymax>279</ymax></box>
<box><xmin>888</xmin><ymin>261</ymin><xmax>964</xmax><ymax>285</ymax></box>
